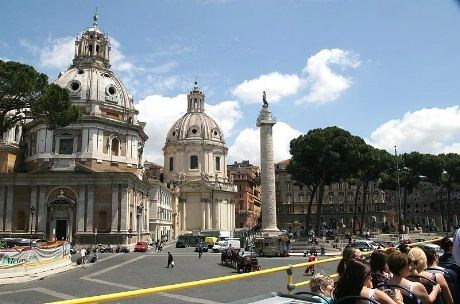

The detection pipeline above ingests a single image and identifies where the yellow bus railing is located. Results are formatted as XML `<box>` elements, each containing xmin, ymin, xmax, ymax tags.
<box><xmin>46</xmin><ymin>237</ymin><xmax>443</xmax><ymax>304</ymax></box>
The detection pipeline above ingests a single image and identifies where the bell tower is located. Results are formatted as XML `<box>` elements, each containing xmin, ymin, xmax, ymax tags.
<box><xmin>72</xmin><ymin>13</ymin><xmax>111</xmax><ymax>69</ymax></box>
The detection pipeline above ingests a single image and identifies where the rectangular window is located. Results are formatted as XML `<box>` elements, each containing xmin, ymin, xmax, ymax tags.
<box><xmin>169</xmin><ymin>157</ymin><xmax>174</xmax><ymax>171</ymax></box>
<box><xmin>215</xmin><ymin>156</ymin><xmax>221</xmax><ymax>171</ymax></box>
<box><xmin>287</xmin><ymin>182</ymin><xmax>291</xmax><ymax>191</ymax></box>
<box><xmin>59</xmin><ymin>138</ymin><xmax>74</xmax><ymax>154</ymax></box>
<box><xmin>190</xmin><ymin>155</ymin><xmax>198</xmax><ymax>169</ymax></box>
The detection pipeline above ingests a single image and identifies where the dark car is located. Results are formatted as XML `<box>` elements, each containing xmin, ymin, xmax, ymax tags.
<box><xmin>346</xmin><ymin>241</ymin><xmax>373</xmax><ymax>252</ymax></box>
<box><xmin>175</xmin><ymin>240</ymin><xmax>186</xmax><ymax>248</ymax></box>
<box><xmin>195</xmin><ymin>242</ymin><xmax>208</xmax><ymax>252</ymax></box>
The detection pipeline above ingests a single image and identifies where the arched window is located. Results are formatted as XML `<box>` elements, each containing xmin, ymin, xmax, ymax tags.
<box><xmin>190</xmin><ymin>155</ymin><xmax>198</xmax><ymax>169</ymax></box>
<box><xmin>111</xmin><ymin>137</ymin><xmax>120</xmax><ymax>156</ymax></box>
<box><xmin>97</xmin><ymin>210</ymin><xmax>108</xmax><ymax>232</ymax></box>
<box><xmin>215</xmin><ymin>156</ymin><xmax>221</xmax><ymax>171</ymax></box>
<box><xmin>15</xmin><ymin>210</ymin><xmax>26</xmax><ymax>231</ymax></box>
<box><xmin>169</xmin><ymin>157</ymin><xmax>174</xmax><ymax>171</ymax></box>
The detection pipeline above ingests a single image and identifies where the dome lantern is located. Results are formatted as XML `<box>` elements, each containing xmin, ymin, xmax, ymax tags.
<box><xmin>187</xmin><ymin>81</ymin><xmax>205</xmax><ymax>113</ymax></box>
<box><xmin>72</xmin><ymin>13</ymin><xmax>111</xmax><ymax>69</ymax></box>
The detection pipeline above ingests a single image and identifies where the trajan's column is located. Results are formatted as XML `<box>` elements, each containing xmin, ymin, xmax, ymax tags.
<box><xmin>256</xmin><ymin>92</ymin><xmax>280</xmax><ymax>236</ymax></box>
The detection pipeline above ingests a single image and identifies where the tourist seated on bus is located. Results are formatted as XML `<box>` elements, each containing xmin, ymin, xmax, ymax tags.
<box><xmin>408</xmin><ymin>247</ymin><xmax>453</xmax><ymax>304</ymax></box>
<box><xmin>387</xmin><ymin>250</ymin><xmax>441</xmax><ymax>304</ymax></box>
<box><xmin>334</xmin><ymin>258</ymin><xmax>400</xmax><ymax>304</ymax></box>
<box><xmin>309</xmin><ymin>273</ymin><xmax>334</xmax><ymax>304</ymax></box>
<box><xmin>438</xmin><ymin>237</ymin><xmax>460</xmax><ymax>274</ymax></box>
<box><xmin>337</xmin><ymin>246</ymin><xmax>364</xmax><ymax>276</ymax></box>
<box><xmin>422</xmin><ymin>245</ymin><xmax>458</xmax><ymax>304</ymax></box>
<box><xmin>370</xmin><ymin>250</ymin><xmax>392</xmax><ymax>287</ymax></box>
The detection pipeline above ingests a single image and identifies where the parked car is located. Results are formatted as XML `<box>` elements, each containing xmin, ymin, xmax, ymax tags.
<box><xmin>195</xmin><ymin>242</ymin><xmax>208</xmax><ymax>252</ymax></box>
<box><xmin>212</xmin><ymin>241</ymin><xmax>228</xmax><ymax>253</ymax></box>
<box><xmin>346</xmin><ymin>240</ymin><xmax>375</xmax><ymax>252</ymax></box>
<box><xmin>134</xmin><ymin>241</ymin><xmax>149</xmax><ymax>252</ymax></box>
<box><xmin>175</xmin><ymin>240</ymin><xmax>186</xmax><ymax>248</ymax></box>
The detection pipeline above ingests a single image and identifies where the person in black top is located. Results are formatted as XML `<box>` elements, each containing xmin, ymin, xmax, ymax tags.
<box><xmin>167</xmin><ymin>252</ymin><xmax>174</xmax><ymax>268</ymax></box>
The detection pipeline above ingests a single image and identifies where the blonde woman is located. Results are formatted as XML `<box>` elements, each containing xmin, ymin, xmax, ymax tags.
<box><xmin>310</xmin><ymin>273</ymin><xmax>334</xmax><ymax>304</ymax></box>
<box><xmin>387</xmin><ymin>251</ymin><xmax>441</xmax><ymax>304</ymax></box>
<box><xmin>408</xmin><ymin>247</ymin><xmax>453</xmax><ymax>304</ymax></box>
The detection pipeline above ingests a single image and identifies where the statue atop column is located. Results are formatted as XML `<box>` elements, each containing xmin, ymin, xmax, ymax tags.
<box><xmin>262</xmin><ymin>91</ymin><xmax>268</xmax><ymax>107</ymax></box>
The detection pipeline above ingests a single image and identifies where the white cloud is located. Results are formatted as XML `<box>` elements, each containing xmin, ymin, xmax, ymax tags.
<box><xmin>207</xmin><ymin>101</ymin><xmax>243</xmax><ymax>137</ymax></box>
<box><xmin>232</xmin><ymin>72</ymin><xmax>301</xmax><ymax>103</ymax></box>
<box><xmin>228</xmin><ymin>121</ymin><xmax>302</xmax><ymax>165</ymax></box>
<box><xmin>298</xmin><ymin>48</ymin><xmax>361</xmax><ymax>105</ymax></box>
<box><xmin>137</xmin><ymin>95</ymin><xmax>242</xmax><ymax>164</ymax></box>
<box><xmin>137</xmin><ymin>94</ymin><xmax>188</xmax><ymax>164</ymax></box>
<box><xmin>39</xmin><ymin>36</ymin><xmax>75</xmax><ymax>70</ymax></box>
<box><xmin>368</xmin><ymin>106</ymin><xmax>460</xmax><ymax>154</ymax></box>
<box><xmin>110</xmin><ymin>37</ymin><xmax>139</xmax><ymax>75</ymax></box>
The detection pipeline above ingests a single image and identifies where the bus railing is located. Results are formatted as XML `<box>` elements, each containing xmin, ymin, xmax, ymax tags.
<box><xmin>46</xmin><ymin>237</ymin><xmax>443</xmax><ymax>304</ymax></box>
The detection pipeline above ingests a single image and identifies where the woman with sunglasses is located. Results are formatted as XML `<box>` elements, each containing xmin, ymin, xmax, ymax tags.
<box><xmin>335</xmin><ymin>258</ymin><xmax>400</xmax><ymax>304</ymax></box>
<box><xmin>337</xmin><ymin>246</ymin><xmax>365</xmax><ymax>276</ymax></box>
<box><xmin>387</xmin><ymin>251</ymin><xmax>441</xmax><ymax>304</ymax></box>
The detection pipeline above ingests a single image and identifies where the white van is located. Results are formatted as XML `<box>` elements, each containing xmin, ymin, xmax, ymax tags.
<box><xmin>211</xmin><ymin>238</ymin><xmax>241</xmax><ymax>252</ymax></box>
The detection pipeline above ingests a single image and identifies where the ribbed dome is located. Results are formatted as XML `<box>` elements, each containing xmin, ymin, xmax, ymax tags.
<box><xmin>55</xmin><ymin>67</ymin><xmax>133</xmax><ymax>110</ymax></box>
<box><xmin>165</xmin><ymin>83</ymin><xmax>225</xmax><ymax>144</ymax></box>
<box><xmin>166</xmin><ymin>112</ymin><xmax>225</xmax><ymax>144</ymax></box>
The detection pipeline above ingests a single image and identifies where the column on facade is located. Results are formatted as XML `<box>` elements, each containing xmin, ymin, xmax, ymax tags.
<box><xmin>87</xmin><ymin>185</ymin><xmax>94</xmax><ymax>232</ymax></box>
<box><xmin>45</xmin><ymin>130</ymin><xmax>53</xmax><ymax>153</ymax></box>
<box><xmin>231</xmin><ymin>200</ymin><xmax>235</xmax><ymax>230</ymax></box>
<box><xmin>213</xmin><ymin>198</ymin><xmax>219</xmax><ymax>229</ymax></box>
<box><xmin>0</xmin><ymin>186</ymin><xmax>5</xmax><ymax>231</ymax></box>
<box><xmin>133</xmin><ymin>190</ymin><xmax>138</xmax><ymax>234</ymax></box>
<box><xmin>4</xmin><ymin>186</ymin><xmax>14</xmax><ymax>231</ymax></box>
<box><xmin>77</xmin><ymin>186</ymin><xmax>86</xmax><ymax>231</ymax></box>
<box><xmin>30</xmin><ymin>186</ymin><xmax>38</xmax><ymax>231</ymax></box>
<box><xmin>206</xmin><ymin>200</ymin><xmax>211</xmax><ymax>229</ymax></box>
<box><xmin>181</xmin><ymin>200</ymin><xmax>186</xmax><ymax>231</ymax></box>
<box><xmin>120</xmin><ymin>185</ymin><xmax>129</xmax><ymax>231</ymax></box>
<box><xmin>81</xmin><ymin>128</ymin><xmax>89</xmax><ymax>153</ymax></box>
<box><xmin>111</xmin><ymin>184</ymin><xmax>119</xmax><ymax>232</ymax></box>
<box><xmin>37</xmin><ymin>186</ymin><xmax>47</xmax><ymax>233</ymax></box>
<box><xmin>201</xmin><ymin>200</ymin><xmax>206</xmax><ymax>229</ymax></box>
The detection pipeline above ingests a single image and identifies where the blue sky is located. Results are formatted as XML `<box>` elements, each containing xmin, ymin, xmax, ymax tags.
<box><xmin>2</xmin><ymin>0</ymin><xmax>460</xmax><ymax>165</ymax></box>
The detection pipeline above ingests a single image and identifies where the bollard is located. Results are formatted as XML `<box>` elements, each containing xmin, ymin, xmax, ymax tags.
<box><xmin>286</xmin><ymin>265</ymin><xmax>294</xmax><ymax>294</ymax></box>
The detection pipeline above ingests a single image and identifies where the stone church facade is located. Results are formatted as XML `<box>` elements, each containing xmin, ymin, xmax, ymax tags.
<box><xmin>0</xmin><ymin>15</ymin><xmax>150</xmax><ymax>245</ymax></box>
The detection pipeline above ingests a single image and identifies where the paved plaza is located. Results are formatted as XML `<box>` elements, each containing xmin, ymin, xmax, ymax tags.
<box><xmin>0</xmin><ymin>244</ymin><xmax>339</xmax><ymax>304</ymax></box>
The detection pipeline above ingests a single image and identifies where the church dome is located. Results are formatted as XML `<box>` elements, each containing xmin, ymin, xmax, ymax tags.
<box><xmin>55</xmin><ymin>67</ymin><xmax>133</xmax><ymax>110</ymax></box>
<box><xmin>54</xmin><ymin>13</ymin><xmax>134</xmax><ymax>110</ymax></box>
<box><xmin>165</xmin><ymin>83</ymin><xmax>225</xmax><ymax>145</ymax></box>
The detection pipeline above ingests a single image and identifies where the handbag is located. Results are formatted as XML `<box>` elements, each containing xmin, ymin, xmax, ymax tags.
<box><xmin>171</xmin><ymin>261</ymin><xmax>175</xmax><ymax>266</ymax></box>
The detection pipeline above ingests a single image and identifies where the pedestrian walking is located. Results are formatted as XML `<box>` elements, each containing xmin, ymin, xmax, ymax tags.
<box><xmin>80</xmin><ymin>247</ymin><xmax>87</xmax><ymax>266</ymax></box>
<box><xmin>198</xmin><ymin>245</ymin><xmax>203</xmax><ymax>258</ymax></box>
<box><xmin>167</xmin><ymin>252</ymin><xmax>174</xmax><ymax>268</ymax></box>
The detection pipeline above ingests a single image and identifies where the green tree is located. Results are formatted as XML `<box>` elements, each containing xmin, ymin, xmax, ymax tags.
<box><xmin>288</xmin><ymin>126</ymin><xmax>355</xmax><ymax>233</ymax></box>
<box><xmin>347</xmin><ymin>139</ymin><xmax>392</xmax><ymax>235</ymax></box>
<box><xmin>438</xmin><ymin>153</ymin><xmax>460</xmax><ymax>231</ymax></box>
<box><xmin>0</xmin><ymin>60</ymin><xmax>80</xmax><ymax>133</ymax></box>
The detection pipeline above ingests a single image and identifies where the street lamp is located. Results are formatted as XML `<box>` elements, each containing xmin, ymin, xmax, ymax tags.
<box><xmin>30</xmin><ymin>206</ymin><xmax>36</xmax><ymax>236</ymax></box>
<box><xmin>394</xmin><ymin>146</ymin><xmax>404</xmax><ymax>238</ymax></box>
<box><xmin>137</xmin><ymin>203</ymin><xmax>143</xmax><ymax>242</ymax></box>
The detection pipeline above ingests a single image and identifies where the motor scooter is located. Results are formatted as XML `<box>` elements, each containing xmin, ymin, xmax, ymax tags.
<box><xmin>304</xmin><ymin>253</ymin><xmax>317</xmax><ymax>275</ymax></box>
